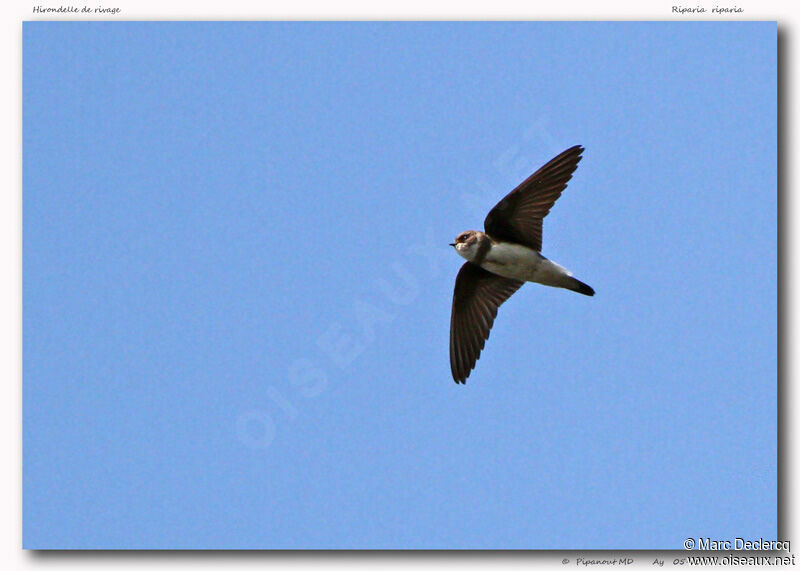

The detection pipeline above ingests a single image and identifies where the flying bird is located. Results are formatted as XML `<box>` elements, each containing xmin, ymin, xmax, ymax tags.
<box><xmin>449</xmin><ymin>145</ymin><xmax>594</xmax><ymax>383</ymax></box>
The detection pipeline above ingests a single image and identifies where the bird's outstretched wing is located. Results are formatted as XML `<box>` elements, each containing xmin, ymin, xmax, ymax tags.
<box><xmin>483</xmin><ymin>145</ymin><xmax>584</xmax><ymax>252</ymax></box>
<box><xmin>450</xmin><ymin>262</ymin><xmax>523</xmax><ymax>383</ymax></box>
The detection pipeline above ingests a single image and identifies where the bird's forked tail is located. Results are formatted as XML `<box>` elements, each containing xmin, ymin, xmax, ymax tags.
<box><xmin>565</xmin><ymin>276</ymin><xmax>595</xmax><ymax>296</ymax></box>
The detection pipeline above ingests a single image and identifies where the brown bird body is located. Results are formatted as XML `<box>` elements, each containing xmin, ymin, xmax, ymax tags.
<box><xmin>449</xmin><ymin>145</ymin><xmax>594</xmax><ymax>384</ymax></box>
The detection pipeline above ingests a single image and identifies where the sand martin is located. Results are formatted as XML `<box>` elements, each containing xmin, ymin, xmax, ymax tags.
<box><xmin>449</xmin><ymin>145</ymin><xmax>594</xmax><ymax>383</ymax></box>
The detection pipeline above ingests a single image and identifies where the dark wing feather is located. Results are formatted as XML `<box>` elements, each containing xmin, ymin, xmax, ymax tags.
<box><xmin>449</xmin><ymin>262</ymin><xmax>524</xmax><ymax>383</ymax></box>
<box><xmin>483</xmin><ymin>145</ymin><xmax>584</xmax><ymax>251</ymax></box>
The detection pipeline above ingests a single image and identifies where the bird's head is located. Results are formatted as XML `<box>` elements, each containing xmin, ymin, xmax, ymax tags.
<box><xmin>450</xmin><ymin>230</ymin><xmax>486</xmax><ymax>262</ymax></box>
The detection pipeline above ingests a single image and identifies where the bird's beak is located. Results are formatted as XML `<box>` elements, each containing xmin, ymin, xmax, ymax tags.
<box><xmin>449</xmin><ymin>243</ymin><xmax>456</xmax><ymax>247</ymax></box>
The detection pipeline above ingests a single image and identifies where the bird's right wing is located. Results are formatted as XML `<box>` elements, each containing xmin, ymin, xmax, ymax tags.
<box><xmin>450</xmin><ymin>262</ymin><xmax>523</xmax><ymax>383</ymax></box>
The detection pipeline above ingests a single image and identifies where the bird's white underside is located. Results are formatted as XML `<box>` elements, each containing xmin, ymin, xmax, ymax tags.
<box><xmin>459</xmin><ymin>241</ymin><xmax>573</xmax><ymax>287</ymax></box>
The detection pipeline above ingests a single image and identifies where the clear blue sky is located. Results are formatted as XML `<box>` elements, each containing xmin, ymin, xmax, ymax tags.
<box><xmin>23</xmin><ymin>22</ymin><xmax>776</xmax><ymax>549</ymax></box>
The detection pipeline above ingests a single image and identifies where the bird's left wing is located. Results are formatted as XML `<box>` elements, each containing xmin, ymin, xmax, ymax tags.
<box><xmin>450</xmin><ymin>262</ymin><xmax>524</xmax><ymax>383</ymax></box>
<box><xmin>483</xmin><ymin>145</ymin><xmax>584</xmax><ymax>251</ymax></box>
